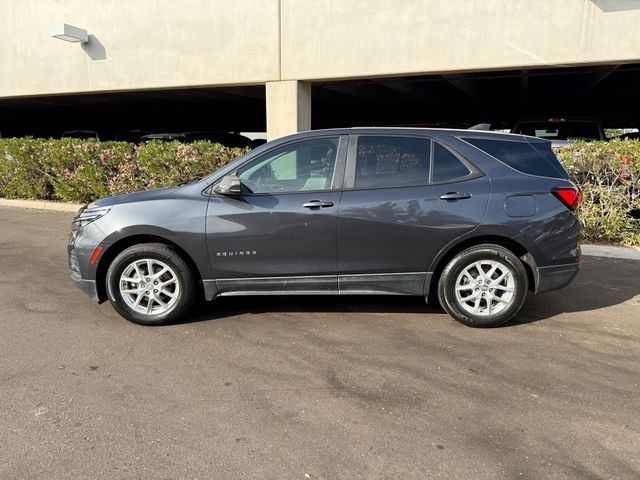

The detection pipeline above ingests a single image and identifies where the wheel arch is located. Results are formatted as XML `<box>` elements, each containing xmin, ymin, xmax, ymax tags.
<box><xmin>95</xmin><ymin>234</ymin><xmax>205</xmax><ymax>303</ymax></box>
<box><xmin>426</xmin><ymin>234</ymin><xmax>537</xmax><ymax>302</ymax></box>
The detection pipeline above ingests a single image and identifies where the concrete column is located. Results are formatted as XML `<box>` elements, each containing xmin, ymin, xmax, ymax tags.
<box><xmin>266</xmin><ymin>80</ymin><xmax>311</xmax><ymax>141</ymax></box>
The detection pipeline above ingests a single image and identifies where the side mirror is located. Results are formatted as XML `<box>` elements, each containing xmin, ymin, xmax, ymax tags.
<box><xmin>213</xmin><ymin>174</ymin><xmax>242</xmax><ymax>196</ymax></box>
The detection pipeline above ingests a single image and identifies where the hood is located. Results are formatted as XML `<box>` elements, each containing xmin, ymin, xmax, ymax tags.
<box><xmin>88</xmin><ymin>186</ymin><xmax>181</xmax><ymax>208</ymax></box>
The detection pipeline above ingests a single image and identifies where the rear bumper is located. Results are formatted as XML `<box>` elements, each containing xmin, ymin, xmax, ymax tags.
<box><xmin>70</xmin><ymin>272</ymin><xmax>100</xmax><ymax>302</ymax></box>
<box><xmin>536</xmin><ymin>262</ymin><xmax>580</xmax><ymax>293</ymax></box>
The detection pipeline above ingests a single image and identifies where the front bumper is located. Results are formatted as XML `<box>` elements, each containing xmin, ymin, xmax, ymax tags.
<box><xmin>536</xmin><ymin>262</ymin><xmax>580</xmax><ymax>293</ymax></box>
<box><xmin>70</xmin><ymin>271</ymin><xmax>100</xmax><ymax>302</ymax></box>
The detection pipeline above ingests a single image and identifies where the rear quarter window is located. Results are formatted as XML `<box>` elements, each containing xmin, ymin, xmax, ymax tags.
<box><xmin>461</xmin><ymin>137</ymin><xmax>568</xmax><ymax>179</ymax></box>
<box><xmin>432</xmin><ymin>142</ymin><xmax>471</xmax><ymax>183</ymax></box>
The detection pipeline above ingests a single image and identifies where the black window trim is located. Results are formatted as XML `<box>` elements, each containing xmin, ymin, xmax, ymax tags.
<box><xmin>429</xmin><ymin>139</ymin><xmax>484</xmax><ymax>185</ymax></box>
<box><xmin>206</xmin><ymin>135</ymin><xmax>348</xmax><ymax>197</ymax></box>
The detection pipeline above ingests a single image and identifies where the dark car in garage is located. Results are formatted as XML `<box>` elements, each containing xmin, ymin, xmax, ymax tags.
<box><xmin>511</xmin><ymin>117</ymin><xmax>605</xmax><ymax>147</ymax></box>
<box><xmin>68</xmin><ymin>128</ymin><xmax>581</xmax><ymax>328</ymax></box>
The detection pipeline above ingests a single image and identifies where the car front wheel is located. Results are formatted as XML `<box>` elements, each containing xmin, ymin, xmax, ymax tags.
<box><xmin>437</xmin><ymin>244</ymin><xmax>529</xmax><ymax>327</ymax></box>
<box><xmin>105</xmin><ymin>243</ymin><xmax>195</xmax><ymax>326</ymax></box>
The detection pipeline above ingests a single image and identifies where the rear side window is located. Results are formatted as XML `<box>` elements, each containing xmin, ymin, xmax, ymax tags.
<box><xmin>462</xmin><ymin>137</ymin><xmax>567</xmax><ymax>179</ymax></box>
<box><xmin>432</xmin><ymin>142</ymin><xmax>471</xmax><ymax>183</ymax></box>
<box><xmin>355</xmin><ymin>136</ymin><xmax>430</xmax><ymax>189</ymax></box>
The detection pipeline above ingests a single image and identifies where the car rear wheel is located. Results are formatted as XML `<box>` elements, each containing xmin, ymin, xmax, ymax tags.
<box><xmin>437</xmin><ymin>244</ymin><xmax>528</xmax><ymax>327</ymax></box>
<box><xmin>105</xmin><ymin>243</ymin><xmax>195</xmax><ymax>326</ymax></box>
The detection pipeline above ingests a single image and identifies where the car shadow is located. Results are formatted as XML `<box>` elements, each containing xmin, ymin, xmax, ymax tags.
<box><xmin>506</xmin><ymin>256</ymin><xmax>640</xmax><ymax>326</ymax></box>
<box><xmin>181</xmin><ymin>256</ymin><xmax>640</xmax><ymax>327</ymax></box>
<box><xmin>185</xmin><ymin>294</ymin><xmax>443</xmax><ymax>324</ymax></box>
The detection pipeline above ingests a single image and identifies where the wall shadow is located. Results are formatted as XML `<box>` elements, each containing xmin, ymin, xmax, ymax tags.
<box><xmin>82</xmin><ymin>35</ymin><xmax>106</xmax><ymax>61</ymax></box>
<box><xmin>591</xmin><ymin>0</ymin><xmax>640</xmax><ymax>11</ymax></box>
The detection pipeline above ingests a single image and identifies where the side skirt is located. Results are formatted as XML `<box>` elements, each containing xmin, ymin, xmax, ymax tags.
<box><xmin>203</xmin><ymin>272</ymin><xmax>431</xmax><ymax>300</ymax></box>
<box><xmin>339</xmin><ymin>272</ymin><xmax>427</xmax><ymax>296</ymax></box>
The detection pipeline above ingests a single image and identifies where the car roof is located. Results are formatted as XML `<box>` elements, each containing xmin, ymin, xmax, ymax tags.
<box><xmin>276</xmin><ymin>126</ymin><xmax>534</xmax><ymax>143</ymax></box>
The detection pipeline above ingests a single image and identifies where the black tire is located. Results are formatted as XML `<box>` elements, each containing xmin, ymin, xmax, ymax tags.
<box><xmin>437</xmin><ymin>244</ymin><xmax>529</xmax><ymax>328</ymax></box>
<box><xmin>105</xmin><ymin>243</ymin><xmax>195</xmax><ymax>326</ymax></box>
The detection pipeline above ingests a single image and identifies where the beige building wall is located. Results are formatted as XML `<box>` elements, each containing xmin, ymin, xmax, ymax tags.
<box><xmin>280</xmin><ymin>0</ymin><xmax>640</xmax><ymax>81</ymax></box>
<box><xmin>0</xmin><ymin>0</ymin><xmax>281</xmax><ymax>97</ymax></box>
<box><xmin>1</xmin><ymin>0</ymin><xmax>640</xmax><ymax>137</ymax></box>
<box><xmin>2</xmin><ymin>0</ymin><xmax>640</xmax><ymax>98</ymax></box>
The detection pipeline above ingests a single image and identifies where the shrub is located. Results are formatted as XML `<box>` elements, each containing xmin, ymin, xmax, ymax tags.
<box><xmin>108</xmin><ymin>141</ymin><xmax>240</xmax><ymax>195</ymax></box>
<box><xmin>555</xmin><ymin>140</ymin><xmax>640</xmax><ymax>246</ymax></box>
<box><xmin>44</xmin><ymin>140</ymin><xmax>134</xmax><ymax>203</ymax></box>
<box><xmin>0</xmin><ymin>138</ymin><xmax>51</xmax><ymax>199</ymax></box>
<box><xmin>0</xmin><ymin>138</ymin><xmax>247</xmax><ymax>203</ymax></box>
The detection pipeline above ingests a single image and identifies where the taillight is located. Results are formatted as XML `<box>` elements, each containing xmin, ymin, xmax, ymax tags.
<box><xmin>552</xmin><ymin>186</ymin><xmax>581</xmax><ymax>211</ymax></box>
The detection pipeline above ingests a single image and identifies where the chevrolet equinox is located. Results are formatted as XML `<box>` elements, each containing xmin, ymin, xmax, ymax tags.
<box><xmin>68</xmin><ymin>128</ymin><xmax>581</xmax><ymax>327</ymax></box>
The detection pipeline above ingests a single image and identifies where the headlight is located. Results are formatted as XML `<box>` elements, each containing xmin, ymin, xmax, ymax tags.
<box><xmin>72</xmin><ymin>206</ymin><xmax>111</xmax><ymax>230</ymax></box>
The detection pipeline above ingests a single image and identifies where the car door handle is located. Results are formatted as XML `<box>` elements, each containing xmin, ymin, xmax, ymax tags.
<box><xmin>439</xmin><ymin>192</ymin><xmax>472</xmax><ymax>200</ymax></box>
<box><xmin>303</xmin><ymin>200</ymin><xmax>334</xmax><ymax>209</ymax></box>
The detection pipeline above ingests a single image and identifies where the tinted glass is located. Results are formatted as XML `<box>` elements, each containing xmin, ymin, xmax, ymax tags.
<box><xmin>355</xmin><ymin>137</ymin><xmax>430</xmax><ymax>189</ymax></box>
<box><xmin>432</xmin><ymin>142</ymin><xmax>471</xmax><ymax>182</ymax></box>
<box><xmin>238</xmin><ymin>137</ymin><xmax>339</xmax><ymax>194</ymax></box>
<box><xmin>463</xmin><ymin>137</ymin><xmax>567</xmax><ymax>179</ymax></box>
<box><xmin>528</xmin><ymin>141</ymin><xmax>570</xmax><ymax>179</ymax></box>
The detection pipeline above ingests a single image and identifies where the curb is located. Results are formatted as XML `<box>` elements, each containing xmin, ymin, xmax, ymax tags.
<box><xmin>0</xmin><ymin>198</ymin><xmax>82</xmax><ymax>212</ymax></box>
<box><xmin>581</xmin><ymin>244</ymin><xmax>640</xmax><ymax>260</ymax></box>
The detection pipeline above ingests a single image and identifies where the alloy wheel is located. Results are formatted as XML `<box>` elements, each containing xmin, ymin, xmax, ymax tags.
<box><xmin>119</xmin><ymin>259</ymin><xmax>180</xmax><ymax>315</ymax></box>
<box><xmin>454</xmin><ymin>260</ymin><xmax>515</xmax><ymax>316</ymax></box>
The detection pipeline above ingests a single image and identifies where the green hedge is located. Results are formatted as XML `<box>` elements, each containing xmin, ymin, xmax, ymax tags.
<box><xmin>0</xmin><ymin>137</ymin><xmax>639</xmax><ymax>246</ymax></box>
<box><xmin>0</xmin><ymin>138</ymin><xmax>245</xmax><ymax>204</ymax></box>
<box><xmin>555</xmin><ymin>140</ymin><xmax>640</xmax><ymax>246</ymax></box>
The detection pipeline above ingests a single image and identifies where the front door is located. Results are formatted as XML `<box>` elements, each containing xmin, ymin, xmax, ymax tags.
<box><xmin>338</xmin><ymin>135</ymin><xmax>490</xmax><ymax>295</ymax></box>
<box><xmin>206</xmin><ymin>136</ymin><xmax>346</xmax><ymax>294</ymax></box>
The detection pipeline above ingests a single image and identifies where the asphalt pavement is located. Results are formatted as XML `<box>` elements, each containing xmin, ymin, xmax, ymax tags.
<box><xmin>1</xmin><ymin>207</ymin><xmax>639</xmax><ymax>479</ymax></box>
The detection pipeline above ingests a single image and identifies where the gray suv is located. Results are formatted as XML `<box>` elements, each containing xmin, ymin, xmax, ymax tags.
<box><xmin>68</xmin><ymin>128</ymin><xmax>581</xmax><ymax>327</ymax></box>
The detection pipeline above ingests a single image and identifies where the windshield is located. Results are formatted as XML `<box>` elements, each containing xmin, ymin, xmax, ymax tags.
<box><xmin>513</xmin><ymin>122</ymin><xmax>601</xmax><ymax>141</ymax></box>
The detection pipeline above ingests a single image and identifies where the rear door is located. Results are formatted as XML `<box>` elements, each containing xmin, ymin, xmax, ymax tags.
<box><xmin>337</xmin><ymin>135</ymin><xmax>490</xmax><ymax>295</ymax></box>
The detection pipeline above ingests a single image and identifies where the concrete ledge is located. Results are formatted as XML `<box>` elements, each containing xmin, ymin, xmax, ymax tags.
<box><xmin>582</xmin><ymin>244</ymin><xmax>640</xmax><ymax>260</ymax></box>
<box><xmin>0</xmin><ymin>198</ymin><xmax>82</xmax><ymax>212</ymax></box>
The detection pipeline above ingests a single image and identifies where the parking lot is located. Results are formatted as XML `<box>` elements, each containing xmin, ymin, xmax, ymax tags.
<box><xmin>1</xmin><ymin>206</ymin><xmax>639</xmax><ymax>479</ymax></box>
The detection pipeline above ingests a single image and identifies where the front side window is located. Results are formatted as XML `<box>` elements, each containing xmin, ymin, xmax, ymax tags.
<box><xmin>238</xmin><ymin>137</ymin><xmax>339</xmax><ymax>194</ymax></box>
<box><xmin>354</xmin><ymin>136</ymin><xmax>431</xmax><ymax>189</ymax></box>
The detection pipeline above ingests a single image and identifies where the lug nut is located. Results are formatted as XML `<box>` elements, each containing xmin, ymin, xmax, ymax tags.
<box><xmin>145</xmin><ymin>291</ymin><xmax>149</xmax><ymax>295</ymax></box>
<box><xmin>154</xmin><ymin>289</ymin><xmax>158</xmax><ymax>293</ymax></box>
<box><xmin>145</xmin><ymin>278</ymin><xmax>150</xmax><ymax>282</ymax></box>
<box><xmin>154</xmin><ymin>281</ymin><xmax>158</xmax><ymax>285</ymax></box>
